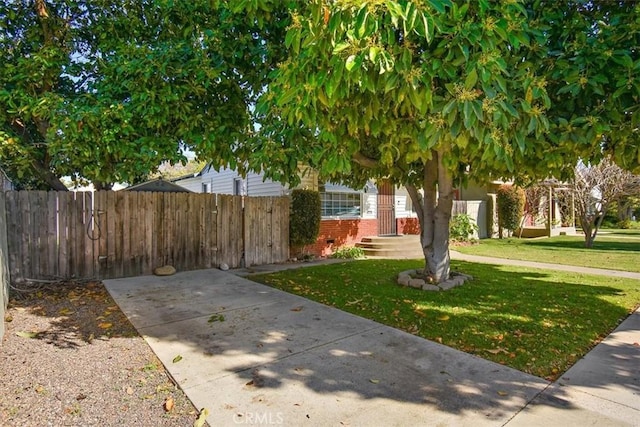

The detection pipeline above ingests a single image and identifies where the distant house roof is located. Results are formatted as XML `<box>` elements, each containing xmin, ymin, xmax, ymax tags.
<box><xmin>170</xmin><ymin>164</ymin><xmax>212</xmax><ymax>182</ymax></box>
<box><xmin>123</xmin><ymin>179</ymin><xmax>192</xmax><ymax>193</ymax></box>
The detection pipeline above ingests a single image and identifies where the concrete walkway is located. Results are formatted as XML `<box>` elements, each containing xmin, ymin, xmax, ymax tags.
<box><xmin>451</xmin><ymin>250</ymin><xmax>640</xmax><ymax>281</ymax></box>
<box><xmin>104</xmin><ymin>259</ymin><xmax>640</xmax><ymax>426</ymax></box>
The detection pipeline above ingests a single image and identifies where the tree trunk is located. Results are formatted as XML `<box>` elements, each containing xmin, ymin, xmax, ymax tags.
<box><xmin>582</xmin><ymin>222</ymin><xmax>594</xmax><ymax>248</ymax></box>
<box><xmin>406</xmin><ymin>150</ymin><xmax>454</xmax><ymax>284</ymax></box>
<box><xmin>32</xmin><ymin>161</ymin><xmax>68</xmax><ymax>191</ymax></box>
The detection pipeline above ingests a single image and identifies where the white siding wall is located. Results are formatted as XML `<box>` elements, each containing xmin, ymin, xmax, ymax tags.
<box><xmin>175</xmin><ymin>167</ymin><xmax>287</xmax><ymax>196</ymax></box>
<box><xmin>201</xmin><ymin>167</ymin><xmax>239</xmax><ymax>194</ymax></box>
<box><xmin>246</xmin><ymin>172</ymin><xmax>287</xmax><ymax>196</ymax></box>
<box><xmin>363</xmin><ymin>193</ymin><xmax>376</xmax><ymax>219</ymax></box>
<box><xmin>394</xmin><ymin>186</ymin><xmax>418</xmax><ymax>218</ymax></box>
<box><xmin>175</xmin><ymin>176</ymin><xmax>204</xmax><ymax>192</ymax></box>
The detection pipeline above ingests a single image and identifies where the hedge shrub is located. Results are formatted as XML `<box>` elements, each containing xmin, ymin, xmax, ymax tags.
<box><xmin>496</xmin><ymin>184</ymin><xmax>525</xmax><ymax>237</ymax></box>
<box><xmin>290</xmin><ymin>189</ymin><xmax>321</xmax><ymax>246</ymax></box>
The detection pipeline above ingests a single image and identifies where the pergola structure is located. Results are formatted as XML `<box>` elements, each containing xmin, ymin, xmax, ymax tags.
<box><xmin>520</xmin><ymin>179</ymin><xmax>576</xmax><ymax>238</ymax></box>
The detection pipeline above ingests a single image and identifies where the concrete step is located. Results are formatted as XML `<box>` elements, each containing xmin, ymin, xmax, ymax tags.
<box><xmin>356</xmin><ymin>235</ymin><xmax>423</xmax><ymax>259</ymax></box>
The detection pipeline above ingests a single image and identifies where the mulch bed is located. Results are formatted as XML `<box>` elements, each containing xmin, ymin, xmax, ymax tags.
<box><xmin>0</xmin><ymin>281</ymin><xmax>202</xmax><ymax>426</ymax></box>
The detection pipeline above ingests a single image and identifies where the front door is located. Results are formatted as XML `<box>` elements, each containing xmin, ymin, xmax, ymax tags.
<box><xmin>377</xmin><ymin>181</ymin><xmax>396</xmax><ymax>235</ymax></box>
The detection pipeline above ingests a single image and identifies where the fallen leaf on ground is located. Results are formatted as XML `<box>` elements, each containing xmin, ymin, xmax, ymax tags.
<box><xmin>98</xmin><ymin>322</ymin><xmax>113</xmax><ymax>329</ymax></box>
<box><xmin>4</xmin><ymin>314</ymin><xmax>13</xmax><ymax>322</ymax></box>
<box><xmin>126</xmin><ymin>386</ymin><xmax>134</xmax><ymax>395</ymax></box>
<box><xmin>208</xmin><ymin>314</ymin><xmax>225</xmax><ymax>323</ymax></box>
<box><xmin>172</xmin><ymin>355</ymin><xmax>183</xmax><ymax>363</ymax></box>
<box><xmin>497</xmin><ymin>391</ymin><xmax>508</xmax><ymax>396</ymax></box>
<box><xmin>437</xmin><ymin>315</ymin><xmax>450</xmax><ymax>321</ymax></box>
<box><xmin>194</xmin><ymin>408</ymin><xmax>209</xmax><ymax>427</ymax></box>
<box><xmin>164</xmin><ymin>396</ymin><xmax>175</xmax><ymax>412</ymax></box>
<box><xmin>369</xmin><ymin>379</ymin><xmax>379</xmax><ymax>384</ymax></box>
<box><xmin>290</xmin><ymin>306</ymin><xmax>304</xmax><ymax>312</ymax></box>
<box><xmin>58</xmin><ymin>308</ymin><xmax>74</xmax><ymax>316</ymax></box>
<box><xmin>486</xmin><ymin>347</ymin><xmax>508</xmax><ymax>355</ymax></box>
<box><xmin>16</xmin><ymin>331</ymin><xmax>39</xmax><ymax>338</ymax></box>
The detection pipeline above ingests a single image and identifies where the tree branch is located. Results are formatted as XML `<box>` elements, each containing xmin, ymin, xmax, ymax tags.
<box><xmin>352</xmin><ymin>151</ymin><xmax>378</xmax><ymax>169</ymax></box>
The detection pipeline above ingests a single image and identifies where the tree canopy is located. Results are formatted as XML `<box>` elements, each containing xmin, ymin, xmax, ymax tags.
<box><xmin>0</xmin><ymin>0</ymin><xmax>288</xmax><ymax>189</ymax></box>
<box><xmin>2</xmin><ymin>1</ymin><xmax>637</xmax><ymax>280</ymax></box>
<box><xmin>250</xmin><ymin>0</ymin><xmax>639</xmax><ymax>281</ymax></box>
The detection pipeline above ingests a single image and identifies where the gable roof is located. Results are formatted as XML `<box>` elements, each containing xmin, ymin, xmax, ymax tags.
<box><xmin>123</xmin><ymin>179</ymin><xmax>192</xmax><ymax>193</ymax></box>
<box><xmin>169</xmin><ymin>163</ymin><xmax>213</xmax><ymax>182</ymax></box>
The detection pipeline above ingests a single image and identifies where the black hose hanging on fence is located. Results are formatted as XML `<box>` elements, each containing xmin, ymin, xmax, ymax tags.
<box><xmin>86</xmin><ymin>209</ymin><xmax>101</xmax><ymax>241</ymax></box>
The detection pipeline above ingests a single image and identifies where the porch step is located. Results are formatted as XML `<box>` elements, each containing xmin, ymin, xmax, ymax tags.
<box><xmin>356</xmin><ymin>235</ymin><xmax>423</xmax><ymax>259</ymax></box>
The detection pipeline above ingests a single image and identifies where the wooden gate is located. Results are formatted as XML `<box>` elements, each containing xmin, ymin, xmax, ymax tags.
<box><xmin>377</xmin><ymin>181</ymin><xmax>396</xmax><ymax>235</ymax></box>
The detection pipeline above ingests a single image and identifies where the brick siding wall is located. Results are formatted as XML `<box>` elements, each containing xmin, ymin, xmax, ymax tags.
<box><xmin>396</xmin><ymin>217</ymin><xmax>420</xmax><ymax>235</ymax></box>
<box><xmin>304</xmin><ymin>219</ymin><xmax>378</xmax><ymax>257</ymax></box>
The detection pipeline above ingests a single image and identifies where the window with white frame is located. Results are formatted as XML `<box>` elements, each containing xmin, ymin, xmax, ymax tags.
<box><xmin>321</xmin><ymin>192</ymin><xmax>362</xmax><ymax>217</ymax></box>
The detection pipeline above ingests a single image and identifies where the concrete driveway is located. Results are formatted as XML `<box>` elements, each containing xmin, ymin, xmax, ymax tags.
<box><xmin>104</xmin><ymin>268</ymin><xmax>639</xmax><ymax>426</ymax></box>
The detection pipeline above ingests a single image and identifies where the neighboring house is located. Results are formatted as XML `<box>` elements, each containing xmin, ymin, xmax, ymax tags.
<box><xmin>172</xmin><ymin>164</ymin><xmax>500</xmax><ymax>255</ymax></box>
<box><xmin>1</xmin><ymin>168</ymin><xmax>14</xmax><ymax>191</ymax></box>
<box><xmin>172</xmin><ymin>164</ymin><xmax>421</xmax><ymax>257</ymax></box>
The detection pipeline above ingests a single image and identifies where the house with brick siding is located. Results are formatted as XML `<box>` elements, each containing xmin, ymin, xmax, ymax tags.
<box><xmin>172</xmin><ymin>164</ymin><xmax>421</xmax><ymax>257</ymax></box>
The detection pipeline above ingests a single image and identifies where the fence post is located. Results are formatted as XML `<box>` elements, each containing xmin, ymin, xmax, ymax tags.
<box><xmin>0</xmin><ymin>191</ymin><xmax>10</xmax><ymax>345</ymax></box>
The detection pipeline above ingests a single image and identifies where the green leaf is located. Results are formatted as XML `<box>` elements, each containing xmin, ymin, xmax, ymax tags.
<box><xmin>172</xmin><ymin>355</ymin><xmax>183</xmax><ymax>363</ymax></box>
<box><xmin>427</xmin><ymin>0</ymin><xmax>448</xmax><ymax>14</ymax></box>
<box><xmin>368</xmin><ymin>46</ymin><xmax>380</xmax><ymax>63</ymax></box>
<box><xmin>345</xmin><ymin>55</ymin><xmax>358</xmax><ymax>72</ymax></box>
<box><xmin>463</xmin><ymin>102</ymin><xmax>475</xmax><ymax>129</ymax></box>
<box><xmin>465</xmin><ymin>69</ymin><xmax>478</xmax><ymax>90</ymax></box>
<box><xmin>333</xmin><ymin>42</ymin><xmax>351</xmax><ymax>54</ymax></box>
<box><xmin>404</xmin><ymin>3</ymin><xmax>418</xmax><ymax>35</ymax></box>
<box><xmin>355</xmin><ymin>5</ymin><xmax>369</xmax><ymax>38</ymax></box>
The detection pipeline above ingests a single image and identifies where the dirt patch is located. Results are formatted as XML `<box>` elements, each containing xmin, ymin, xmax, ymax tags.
<box><xmin>0</xmin><ymin>281</ymin><xmax>201</xmax><ymax>426</ymax></box>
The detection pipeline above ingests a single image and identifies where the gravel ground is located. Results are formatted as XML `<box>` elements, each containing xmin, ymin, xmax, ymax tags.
<box><xmin>0</xmin><ymin>281</ymin><xmax>203</xmax><ymax>427</ymax></box>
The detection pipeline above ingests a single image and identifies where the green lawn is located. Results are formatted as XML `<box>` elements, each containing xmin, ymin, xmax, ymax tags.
<box><xmin>453</xmin><ymin>234</ymin><xmax>640</xmax><ymax>272</ymax></box>
<box><xmin>251</xmin><ymin>259</ymin><xmax>640</xmax><ymax>381</ymax></box>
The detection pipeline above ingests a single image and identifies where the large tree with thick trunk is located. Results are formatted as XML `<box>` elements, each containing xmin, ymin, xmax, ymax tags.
<box><xmin>251</xmin><ymin>0</ymin><xmax>639</xmax><ymax>283</ymax></box>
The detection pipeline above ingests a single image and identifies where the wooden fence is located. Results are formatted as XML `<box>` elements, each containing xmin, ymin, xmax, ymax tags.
<box><xmin>3</xmin><ymin>191</ymin><xmax>289</xmax><ymax>283</ymax></box>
